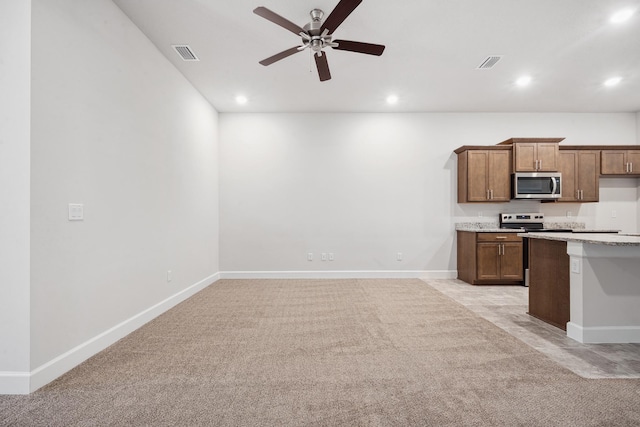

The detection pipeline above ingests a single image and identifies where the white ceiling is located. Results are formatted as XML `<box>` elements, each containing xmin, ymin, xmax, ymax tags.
<box><xmin>112</xmin><ymin>0</ymin><xmax>640</xmax><ymax>113</ymax></box>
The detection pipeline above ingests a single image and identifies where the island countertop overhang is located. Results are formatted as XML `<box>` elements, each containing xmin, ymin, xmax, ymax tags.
<box><xmin>518</xmin><ymin>232</ymin><xmax>640</xmax><ymax>246</ymax></box>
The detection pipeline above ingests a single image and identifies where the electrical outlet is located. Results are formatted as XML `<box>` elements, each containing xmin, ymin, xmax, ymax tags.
<box><xmin>68</xmin><ymin>203</ymin><xmax>84</xmax><ymax>221</ymax></box>
<box><xmin>478</xmin><ymin>211</ymin><xmax>483</xmax><ymax>218</ymax></box>
<box><xmin>566</xmin><ymin>211</ymin><xmax>573</xmax><ymax>218</ymax></box>
<box><xmin>167</xmin><ymin>270</ymin><xmax>172</xmax><ymax>282</ymax></box>
<box><xmin>307</xmin><ymin>252</ymin><xmax>313</xmax><ymax>261</ymax></box>
<box><xmin>570</xmin><ymin>259</ymin><xmax>580</xmax><ymax>274</ymax></box>
<box><xmin>611</xmin><ymin>210</ymin><xmax>617</xmax><ymax>218</ymax></box>
<box><xmin>397</xmin><ymin>252</ymin><xmax>403</xmax><ymax>261</ymax></box>
<box><xmin>328</xmin><ymin>253</ymin><xmax>334</xmax><ymax>261</ymax></box>
<box><xmin>321</xmin><ymin>253</ymin><xmax>327</xmax><ymax>261</ymax></box>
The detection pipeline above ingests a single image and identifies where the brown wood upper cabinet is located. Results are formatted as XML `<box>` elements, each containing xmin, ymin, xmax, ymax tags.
<box><xmin>513</xmin><ymin>141</ymin><xmax>560</xmax><ymax>171</ymax></box>
<box><xmin>456</xmin><ymin>149</ymin><xmax>511</xmax><ymax>203</ymax></box>
<box><xmin>558</xmin><ymin>150</ymin><xmax>600</xmax><ymax>202</ymax></box>
<box><xmin>601</xmin><ymin>150</ymin><xmax>640</xmax><ymax>175</ymax></box>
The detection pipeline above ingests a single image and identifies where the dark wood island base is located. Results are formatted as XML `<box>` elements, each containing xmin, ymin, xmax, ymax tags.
<box><xmin>527</xmin><ymin>238</ymin><xmax>570</xmax><ymax>330</ymax></box>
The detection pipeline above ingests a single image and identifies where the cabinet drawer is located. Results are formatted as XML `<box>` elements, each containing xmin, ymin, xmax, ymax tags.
<box><xmin>476</xmin><ymin>233</ymin><xmax>522</xmax><ymax>242</ymax></box>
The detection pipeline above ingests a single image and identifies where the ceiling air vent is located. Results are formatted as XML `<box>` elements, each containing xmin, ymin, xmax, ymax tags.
<box><xmin>173</xmin><ymin>45</ymin><xmax>199</xmax><ymax>61</ymax></box>
<box><xmin>476</xmin><ymin>55</ymin><xmax>502</xmax><ymax>70</ymax></box>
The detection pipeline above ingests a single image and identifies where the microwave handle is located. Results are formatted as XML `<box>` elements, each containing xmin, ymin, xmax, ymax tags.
<box><xmin>551</xmin><ymin>177</ymin><xmax>558</xmax><ymax>195</ymax></box>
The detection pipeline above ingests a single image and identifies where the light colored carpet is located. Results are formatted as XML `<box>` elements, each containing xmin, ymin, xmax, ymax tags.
<box><xmin>1</xmin><ymin>279</ymin><xmax>639</xmax><ymax>426</ymax></box>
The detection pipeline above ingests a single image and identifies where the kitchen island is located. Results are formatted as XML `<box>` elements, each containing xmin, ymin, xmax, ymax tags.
<box><xmin>522</xmin><ymin>232</ymin><xmax>640</xmax><ymax>343</ymax></box>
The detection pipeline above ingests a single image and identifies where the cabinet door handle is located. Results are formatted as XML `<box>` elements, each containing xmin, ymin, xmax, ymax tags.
<box><xmin>490</xmin><ymin>189</ymin><xmax>493</xmax><ymax>199</ymax></box>
<box><xmin>538</xmin><ymin>159</ymin><xmax>542</xmax><ymax>170</ymax></box>
<box><xmin>631</xmin><ymin>163</ymin><xmax>634</xmax><ymax>173</ymax></box>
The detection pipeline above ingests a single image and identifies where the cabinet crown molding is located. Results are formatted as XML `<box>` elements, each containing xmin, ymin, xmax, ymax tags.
<box><xmin>498</xmin><ymin>137</ymin><xmax>565</xmax><ymax>145</ymax></box>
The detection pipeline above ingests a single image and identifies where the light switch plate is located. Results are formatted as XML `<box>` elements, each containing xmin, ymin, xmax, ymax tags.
<box><xmin>68</xmin><ymin>203</ymin><xmax>84</xmax><ymax>221</ymax></box>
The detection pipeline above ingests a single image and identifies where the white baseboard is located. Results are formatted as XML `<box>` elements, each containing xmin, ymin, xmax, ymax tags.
<box><xmin>0</xmin><ymin>372</ymin><xmax>30</xmax><ymax>395</ymax></box>
<box><xmin>567</xmin><ymin>322</ymin><xmax>640</xmax><ymax>343</ymax></box>
<box><xmin>0</xmin><ymin>273</ymin><xmax>220</xmax><ymax>395</ymax></box>
<box><xmin>219</xmin><ymin>270</ymin><xmax>457</xmax><ymax>280</ymax></box>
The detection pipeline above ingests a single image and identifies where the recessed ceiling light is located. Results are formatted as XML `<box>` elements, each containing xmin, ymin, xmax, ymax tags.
<box><xmin>515</xmin><ymin>76</ymin><xmax>532</xmax><ymax>87</ymax></box>
<box><xmin>604</xmin><ymin>77</ymin><xmax>622</xmax><ymax>87</ymax></box>
<box><xmin>386</xmin><ymin>95</ymin><xmax>398</xmax><ymax>105</ymax></box>
<box><xmin>235</xmin><ymin>95</ymin><xmax>248</xmax><ymax>105</ymax></box>
<box><xmin>610</xmin><ymin>9</ymin><xmax>634</xmax><ymax>23</ymax></box>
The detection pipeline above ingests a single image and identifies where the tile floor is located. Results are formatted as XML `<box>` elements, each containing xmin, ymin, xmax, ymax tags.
<box><xmin>423</xmin><ymin>278</ymin><xmax>640</xmax><ymax>379</ymax></box>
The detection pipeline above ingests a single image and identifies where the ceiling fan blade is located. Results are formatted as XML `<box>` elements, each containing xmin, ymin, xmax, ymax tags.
<box><xmin>332</xmin><ymin>40</ymin><xmax>385</xmax><ymax>56</ymax></box>
<box><xmin>314</xmin><ymin>52</ymin><xmax>331</xmax><ymax>82</ymax></box>
<box><xmin>320</xmin><ymin>0</ymin><xmax>363</xmax><ymax>35</ymax></box>
<box><xmin>253</xmin><ymin>6</ymin><xmax>305</xmax><ymax>36</ymax></box>
<box><xmin>259</xmin><ymin>46</ymin><xmax>303</xmax><ymax>66</ymax></box>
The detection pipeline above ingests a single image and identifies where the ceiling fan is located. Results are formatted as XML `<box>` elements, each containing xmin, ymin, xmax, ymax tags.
<box><xmin>253</xmin><ymin>0</ymin><xmax>385</xmax><ymax>82</ymax></box>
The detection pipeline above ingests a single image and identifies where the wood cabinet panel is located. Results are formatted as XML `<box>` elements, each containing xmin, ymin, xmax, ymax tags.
<box><xmin>577</xmin><ymin>151</ymin><xmax>599</xmax><ymax>201</ymax></box>
<box><xmin>514</xmin><ymin>143</ymin><xmax>537</xmax><ymax>172</ymax></box>
<box><xmin>528</xmin><ymin>239</ymin><xmax>570</xmax><ymax>330</ymax></box>
<box><xmin>536</xmin><ymin>143</ymin><xmax>559</xmax><ymax>171</ymax></box>
<box><xmin>477</xmin><ymin>243</ymin><xmax>501</xmax><ymax>280</ymax></box>
<box><xmin>477</xmin><ymin>233</ymin><xmax>522</xmax><ymax>242</ymax></box>
<box><xmin>558</xmin><ymin>150</ymin><xmax>599</xmax><ymax>202</ymax></box>
<box><xmin>627</xmin><ymin>151</ymin><xmax>640</xmax><ymax>174</ymax></box>
<box><xmin>456</xmin><ymin>232</ymin><xmax>523</xmax><ymax>285</ymax></box>
<box><xmin>487</xmin><ymin>150</ymin><xmax>511</xmax><ymax>201</ymax></box>
<box><xmin>559</xmin><ymin>151</ymin><xmax>577</xmax><ymax>200</ymax></box>
<box><xmin>467</xmin><ymin>151</ymin><xmax>489</xmax><ymax>201</ymax></box>
<box><xmin>601</xmin><ymin>150</ymin><xmax>640</xmax><ymax>175</ymax></box>
<box><xmin>457</xmin><ymin>149</ymin><xmax>511</xmax><ymax>203</ymax></box>
<box><xmin>456</xmin><ymin>231</ymin><xmax>477</xmax><ymax>284</ymax></box>
<box><xmin>601</xmin><ymin>150</ymin><xmax>627</xmax><ymax>174</ymax></box>
<box><xmin>513</xmin><ymin>142</ymin><xmax>559</xmax><ymax>172</ymax></box>
<box><xmin>501</xmin><ymin>242</ymin><xmax>524</xmax><ymax>279</ymax></box>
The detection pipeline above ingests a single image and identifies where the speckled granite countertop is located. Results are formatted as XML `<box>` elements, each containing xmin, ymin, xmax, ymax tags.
<box><xmin>455</xmin><ymin>224</ymin><xmax>521</xmax><ymax>232</ymax></box>
<box><xmin>455</xmin><ymin>222</ymin><xmax>586</xmax><ymax>233</ymax></box>
<box><xmin>522</xmin><ymin>232</ymin><xmax>640</xmax><ymax>246</ymax></box>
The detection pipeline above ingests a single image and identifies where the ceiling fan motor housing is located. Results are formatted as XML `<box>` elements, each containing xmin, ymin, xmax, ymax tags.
<box><xmin>304</xmin><ymin>9</ymin><xmax>332</xmax><ymax>52</ymax></box>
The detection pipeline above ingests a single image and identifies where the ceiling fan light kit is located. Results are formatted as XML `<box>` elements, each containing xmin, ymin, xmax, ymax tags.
<box><xmin>254</xmin><ymin>0</ymin><xmax>385</xmax><ymax>82</ymax></box>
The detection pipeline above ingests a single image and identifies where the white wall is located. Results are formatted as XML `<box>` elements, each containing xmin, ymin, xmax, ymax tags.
<box><xmin>637</xmin><ymin>112</ymin><xmax>640</xmax><ymax>232</ymax></box>
<box><xmin>219</xmin><ymin>113</ymin><xmax>638</xmax><ymax>275</ymax></box>
<box><xmin>0</xmin><ymin>0</ymin><xmax>32</xmax><ymax>393</ymax></box>
<box><xmin>29</xmin><ymin>0</ymin><xmax>219</xmax><ymax>384</ymax></box>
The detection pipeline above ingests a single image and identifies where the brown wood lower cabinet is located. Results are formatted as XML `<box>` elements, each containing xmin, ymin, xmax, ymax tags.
<box><xmin>528</xmin><ymin>238</ymin><xmax>570</xmax><ymax>330</ymax></box>
<box><xmin>457</xmin><ymin>231</ymin><xmax>523</xmax><ymax>285</ymax></box>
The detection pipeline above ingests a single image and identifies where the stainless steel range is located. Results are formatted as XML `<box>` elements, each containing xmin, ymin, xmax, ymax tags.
<box><xmin>499</xmin><ymin>212</ymin><xmax>572</xmax><ymax>232</ymax></box>
<box><xmin>500</xmin><ymin>212</ymin><xmax>545</xmax><ymax>231</ymax></box>
<box><xmin>499</xmin><ymin>213</ymin><xmax>572</xmax><ymax>286</ymax></box>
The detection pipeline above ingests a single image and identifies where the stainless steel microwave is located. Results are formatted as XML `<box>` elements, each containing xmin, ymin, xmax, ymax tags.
<box><xmin>512</xmin><ymin>172</ymin><xmax>562</xmax><ymax>199</ymax></box>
